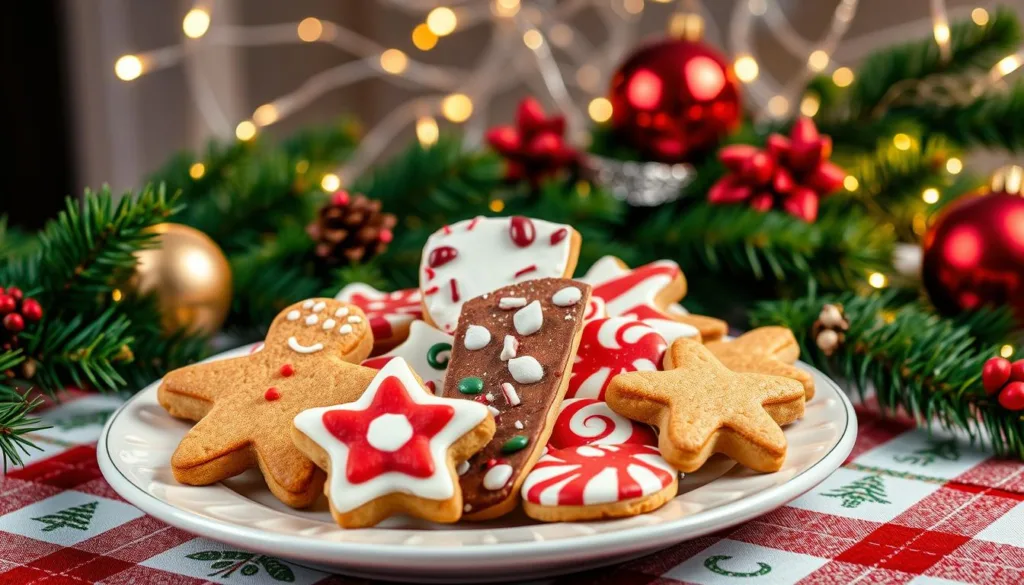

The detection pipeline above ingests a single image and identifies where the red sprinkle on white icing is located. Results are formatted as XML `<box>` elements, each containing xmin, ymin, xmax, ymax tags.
<box><xmin>449</xmin><ymin>279</ymin><xmax>460</xmax><ymax>302</ymax></box>
<box><xmin>514</xmin><ymin>265</ymin><xmax>538</xmax><ymax>278</ymax></box>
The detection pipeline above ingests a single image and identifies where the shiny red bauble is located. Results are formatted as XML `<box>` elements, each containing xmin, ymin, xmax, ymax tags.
<box><xmin>608</xmin><ymin>38</ymin><xmax>741</xmax><ymax>163</ymax></box>
<box><xmin>922</xmin><ymin>188</ymin><xmax>1024</xmax><ymax>326</ymax></box>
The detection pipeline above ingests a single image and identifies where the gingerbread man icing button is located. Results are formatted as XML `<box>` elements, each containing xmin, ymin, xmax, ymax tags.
<box><xmin>419</xmin><ymin>216</ymin><xmax>581</xmax><ymax>334</ymax></box>
<box><xmin>292</xmin><ymin>357</ymin><xmax>495</xmax><ymax>528</ymax></box>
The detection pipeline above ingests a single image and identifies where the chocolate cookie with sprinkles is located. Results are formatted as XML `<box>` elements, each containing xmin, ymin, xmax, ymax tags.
<box><xmin>441</xmin><ymin>277</ymin><xmax>591</xmax><ymax>520</ymax></box>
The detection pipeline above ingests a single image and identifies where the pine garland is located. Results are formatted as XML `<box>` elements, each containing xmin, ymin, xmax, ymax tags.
<box><xmin>751</xmin><ymin>294</ymin><xmax>1023</xmax><ymax>456</ymax></box>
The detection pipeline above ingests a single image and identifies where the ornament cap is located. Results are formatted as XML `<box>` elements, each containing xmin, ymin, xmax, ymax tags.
<box><xmin>991</xmin><ymin>165</ymin><xmax>1024</xmax><ymax>195</ymax></box>
<box><xmin>669</xmin><ymin>11</ymin><xmax>704</xmax><ymax>41</ymax></box>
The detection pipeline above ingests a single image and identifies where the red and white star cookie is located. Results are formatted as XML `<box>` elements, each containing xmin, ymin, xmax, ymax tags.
<box><xmin>335</xmin><ymin>283</ymin><xmax>422</xmax><ymax>353</ymax></box>
<box><xmin>521</xmin><ymin>444</ymin><xmax>678</xmax><ymax>521</ymax></box>
<box><xmin>549</xmin><ymin>398</ymin><xmax>657</xmax><ymax>449</ymax></box>
<box><xmin>567</xmin><ymin>317</ymin><xmax>668</xmax><ymax>400</ymax></box>
<box><xmin>419</xmin><ymin>216</ymin><xmax>581</xmax><ymax>334</ymax></box>
<box><xmin>579</xmin><ymin>256</ymin><xmax>722</xmax><ymax>342</ymax></box>
<box><xmin>291</xmin><ymin>358</ymin><xmax>495</xmax><ymax>528</ymax></box>
<box><xmin>362</xmin><ymin>321</ymin><xmax>453</xmax><ymax>395</ymax></box>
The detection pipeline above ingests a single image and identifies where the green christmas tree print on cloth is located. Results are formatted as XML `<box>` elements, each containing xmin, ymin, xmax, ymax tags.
<box><xmin>821</xmin><ymin>475</ymin><xmax>890</xmax><ymax>508</ymax></box>
<box><xmin>704</xmin><ymin>555</ymin><xmax>772</xmax><ymax>577</ymax></box>
<box><xmin>186</xmin><ymin>550</ymin><xmax>296</xmax><ymax>581</ymax></box>
<box><xmin>53</xmin><ymin>410</ymin><xmax>115</xmax><ymax>431</ymax></box>
<box><xmin>31</xmin><ymin>501</ymin><xmax>98</xmax><ymax>532</ymax></box>
<box><xmin>893</xmin><ymin>439</ymin><xmax>960</xmax><ymax>466</ymax></box>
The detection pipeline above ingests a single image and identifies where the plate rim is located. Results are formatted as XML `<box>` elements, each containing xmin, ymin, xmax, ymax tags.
<box><xmin>97</xmin><ymin>344</ymin><xmax>857</xmax><ymax>568</ymax></box>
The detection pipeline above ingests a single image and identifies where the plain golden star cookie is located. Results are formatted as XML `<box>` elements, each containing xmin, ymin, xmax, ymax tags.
<box><xmin>157</xmin><ymin>297</ymin><xmax>377</xmax><ymax>508</ymax></box>
<box><xmin>606</xmin><ymin>338</ymin><xmax>805</xmax><ymax>473</ymax></box>
<box><xmin>702</xmin><ymin>326</ymin><xmax>815</xmax><ymax>400</ymax></box>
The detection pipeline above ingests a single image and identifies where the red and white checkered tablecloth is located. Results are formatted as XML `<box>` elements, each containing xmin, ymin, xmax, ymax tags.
<box><xmin>2</xmin><ymin>392</ymin><xmax>1024</xmax><ymax>585</ymax></box>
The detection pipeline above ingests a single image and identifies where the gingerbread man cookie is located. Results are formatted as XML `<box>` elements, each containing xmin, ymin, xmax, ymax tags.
<box><xmin>549</xmin><ymin>398</ymin><xmax>657</xmax><ymax>449</ymax></box>
<box><xmin>566</xmin><ymin>317</ymin><xmax>668</xmax><ymax>400</ymax></box>
<box><xmin>606</xmin><ymin>338</ymin><xmax>805</xmax><ymax>473</ymax></box>
<box><xmin>703</xmin><ymin>326</ymin><xmax>815</xmax><ymax>400</ymax></box>
<box><xmin>336</xmin><ymin>283</ymin><xmax>422</xmax><ymax>353</ymax></box>
<box><xmin>419</xmin><ymin>216</ymin><xmax>581</xmax><ymax>334</ymax></box>
<box><xmin>292</xmin><ymin>357</ymin><xmax>495</xmax><ymax>528</ymax></box>
<box><xmin>579</xmin><ymin>256</ymin><xmax>726</xmax><ymax>342</ymax></box>
<box><xmin>442</xmin><ymin>277</ymin><xmax>591</xmax><ymax>520</ymax></box>
<box><xmin>157</xmin><ymin>298</ymin><xmax>377</xmax><ymax>508</ymax></box>
<box><xmin>521</xmin><ymin>444</ymin><xmax>677</xmax><ymax>522</ymax></box>
<box><xmin>362</xmin><ymin>320</ymin><xmax>453</xmax><ymax>395</ymax></box>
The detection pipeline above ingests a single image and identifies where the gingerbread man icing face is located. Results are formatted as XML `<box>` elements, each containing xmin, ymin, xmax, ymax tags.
<box><xmin>270</xmin><ymin>298</ymin><xmax>371</xmax><ymax>359</ymax></box>
<box><xmin>419</xmin><ymin>216</ymin><xmax>581</xmax><ymax>334</ymax></box>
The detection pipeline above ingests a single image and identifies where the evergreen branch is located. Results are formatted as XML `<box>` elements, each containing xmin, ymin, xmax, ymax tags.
<box><xmin>914</xmin><ymin>80</ymin><xmax>1024</xmax><ymax>151</ymax></box>
<box><xmin>0</xmin><ymin>395</ymin><xmax>48</xmax><ymax>471</ymax></box>
<box><xmin>751</xmin><ymin>294</ymin><xmax>1024</xmax><ymax>457</ymax></box>
<box><xmin>31</xmin><ymin>185</ymin><xmax>178</xmax><ymax>308</ymax></box>
<box><xmin>0</xmin><ymin>350</ymin><xmax>26</xmax><ymax>402</ymax></box>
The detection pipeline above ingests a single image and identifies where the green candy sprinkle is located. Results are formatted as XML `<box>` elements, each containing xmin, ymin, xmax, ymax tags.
<box><xmin>501</xmin><ymin>435</ymin><xmax>529</xmax><ymax>453</ymax></box>
<box><xmin>427</xmin><ymin>342</ymin><xmax>452</xmax><ymax>370</ymax></box>
<box><xmin>458</xmin><ymin>377</ymin><xmax>484</xmax><ymax>395</ymax></box>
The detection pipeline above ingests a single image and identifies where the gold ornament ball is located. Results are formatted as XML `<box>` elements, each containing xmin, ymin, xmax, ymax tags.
<box><xmin>134</xmin><ymin>223</ymin><xmax>232</xmax><ymax>335</ymax></box>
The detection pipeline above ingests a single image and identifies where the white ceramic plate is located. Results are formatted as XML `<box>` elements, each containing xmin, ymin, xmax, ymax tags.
<box><xmin>98</xmin><ymin>343</ymin><xmax>857</xmax><ymax>583</ymax></box>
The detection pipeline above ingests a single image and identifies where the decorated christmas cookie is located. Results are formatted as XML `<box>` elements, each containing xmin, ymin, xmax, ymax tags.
<box><xmin>521</xmin><ymin>444</ymin><xmax>677</xmax><ymax>522</ymax></box>
<box><xmin>335</xmin><ymin>283</ymin><xmax>422</xmax><ymax>353</ymax></box>
<box><xmin>567</xmin><ymin>317</ymin><xmax>668</xmax><ymax>400</ymax></box>
<box><xmin>157</xmin><ymin>298</ymin><xmax>378</xmax><ymax>508</ymax></box>
<box><xmin>292</xmin><ymin>358</ymin><xmax>494</xmax><ymax>528</ymax></box>
<box><xmin>703</xmin><ymin>327</ymin><xmax>815</xmax><ymax>401</ymax></box>
<box><xmin>549</xmin><ymin>398</ymin><xmax>657</xmax><ymax>449</ymax></box>
<box><xmin>607</xmin><ymin>338</ymin><xmax>805</xmax><ymax>473</ymax></box>
<box><xmin>580</xmin><ymin>256</ymin><xmax>727</xmax><ymax>341</ymax></box>
<box><xmin>419</xmin><ymin>216</ymin><xmax>581</xmax><ymax>334</ymax></box>
<box><xmin>362</xmin><ymin>321</ymin><xmax>453</xmax><ymax>395</ymax></box>
<box><xmin>442</xmin><ymin>277</ymin><xmax>591</xmax><ymax>520</ymax></box>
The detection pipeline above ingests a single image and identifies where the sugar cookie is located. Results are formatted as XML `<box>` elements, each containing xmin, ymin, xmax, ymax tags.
<box><xmin>335</xmin><ymin>283</ymin><xmax>422</xmax><ymax>353</ymax></box>
<box><xmin>362</xmin><ymin>320</ymin><xmax>453</xmax><ymax>395</ymax></box>
<box><xmin>703</xmin><ymin>326</ymin><xmax>815</xmax><ymax>400</ymax></box>
<box><xmin>549</xmin><ymin>397</ymin><xmax>657</xmax><ymax>449</ymax></box>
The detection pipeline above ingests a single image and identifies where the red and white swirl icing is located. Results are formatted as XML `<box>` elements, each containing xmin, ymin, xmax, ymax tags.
<box><xmin>418</xmin><ymin>216</ymin><xmax>574</xmax><ymax>333</ymax></box>
<box><xmin>566</xmin><ymin>317</ymin><xmax>667</xmax><ymax>400</ymax></box>
<box><xmin>550</xmin><ymin>398</ymin><xmax>657</xmax><ymax>449</ymax></box>
<box><xmin>522</xmin><ymin>444</ymin><xmax>675</xmax><ymax>506</ymax></box>
<box><xmin>335</xmin><ymin>283</ymin><xmax>422</xmax><ymax>341</ymax></box>
<box><xmin>362</xmin><ymin>321</ymin><xmax>453</xmax><ymax>395</ymax></box>
<box><xmin>579</xmin><ymin>257</ymin><xmax>700</xmax><ymax>344</ymax></box>
<box><xmin>582</xmin><ymin>297</ymin><xmax>606</xmax><ymax>321</ymax></box>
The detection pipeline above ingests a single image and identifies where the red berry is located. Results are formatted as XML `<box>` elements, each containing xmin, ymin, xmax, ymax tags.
<box><xmin>331</xmin><ymin>190</ymin><xmax>350</xmax><ymax>206</ymax></box>
<box><xmin>0</xmin><ymin>287</ymin><xmax>5</xmax><ymax>295</ymax></box>
<box><xmin>0</xmin><ymin>295</ymin><xmax>15</xmax><ymax>314</ymax></box>
<box><xmin>378</xmin><ymin>229</ymin><xmax>393</xmax><ymax>244</ymax></box>
<box><xmin>20</xmin><ymin>299</ymin><xmax>42</xmax><ymax>321</ymax></box>
<box><xmin>999</xmin><ymin>381</ymin><xmax>1024</xmax><ymax>411</ymax></box>
<box><xmin>7</xmin><ymin>287</ymin><xmax>22</xmax><ymax>301</ymax></box>
<box><xmin>1010</xmin><ymin>360</ymin><xmax>1024</xmax><ymax>383</ymax></box>
<box><xmin>3</xmin><ymin>313</ymin><xmax>24</xmax><ymax>332</ymax></box>
<box><xmin>982</xmin><ymin>357</ymin><xmax>1012</xmax><ymax>394</ymax></box>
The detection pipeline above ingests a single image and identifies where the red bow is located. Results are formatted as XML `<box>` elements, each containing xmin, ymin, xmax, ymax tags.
<box><xmin>708</xmin><ymin>117</ymin><xmax>845</xmax><ymax>222</ymax></box>
<box><xmin>486</xmin><ymin>97</ymin><xmax>578</xmax><ymax>187</ymax></box>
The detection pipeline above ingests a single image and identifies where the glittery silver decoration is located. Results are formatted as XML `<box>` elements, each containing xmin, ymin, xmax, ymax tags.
<box><xmin>583</xmin><ymin>154</ymin><xmax>695</xmax><ymax>207</ymax></box>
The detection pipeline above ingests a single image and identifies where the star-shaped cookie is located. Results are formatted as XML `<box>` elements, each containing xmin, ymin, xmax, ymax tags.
<box><xmin>702</xmin><ymin>326</ymin><xmax>815</xmax><ymax>400</ymax></box>
<box><xmin>157</xmin><ymin>298</ymin><xmax>378</xmax><ymax>508</ymax></box>
<box><xmin>606</xmin><ymin>338</ymin><xmax>805</xmax><ymax>473</ymax></box>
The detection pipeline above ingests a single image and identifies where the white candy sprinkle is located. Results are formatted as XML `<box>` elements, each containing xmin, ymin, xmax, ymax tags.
<box><xmin>508</xmin><ymin>356</ymin><xmax>543</xmax><ymax>384</ymax></box>
<box><xmin>485</xmin><ymin>393</ymin><xmax>495</xmax><ymax>403</ymax></box>
<box><xmin>312</xmin><ymin>301</ymin><xmax>326</xmax><ymax>313</ymax></box>
<box><xmin>514</xmin><ymin>301</ymin><xmax>543</xmax><ymax>336</ymax></box>
<box><xmin>464</xmin><ymin>325</ymin><xmax>492</xmax><ymax>350</ymax></box>
<box><xmin>322</xmin><ymin>318</ymin><xmax>336</xmax><ymax>330</ymax></box>
<box><xmin>501</xmin><ymin>382</ymin><xmax>521</xmax><ymax>406</ymax></box>
<box><xmin>339</xmin><ymin>324</ymin><xmax>353</xmax><ymax>334</ymax></box>
<box><xmin>564</xmin><ymin>314</ymin><xmax>572</xmax><ymax>320</ymax></box>
<box><xmin>304</xmin><ymin>315</ymin><xmax>319</xmax><ymax>326</ymax></box>
<box><xmin>464</xmin><ymin>503</ymin><xmax>473</xmax><ymax>512</ymax></box>
<box><xmin>487</xmin><ymin>405</ymin><xmax>500</xmax><ymax>417</ymax></box>
<box><xmin>302</xmin><ymin>300</ymin><xmax>315</xmax><ymax>309</ymax></box>
<box><xmin>500</xmin><ymin>335</ymin><xmax>519</xmax><ymax>361</ymax></box>
<box><xmin>514</xmin><ymin>420</ymin><xmax>524</xmax><ymax>430</ymax></box>
<box><xmin>551</xmin><ymin>286</ymin><xmax>582</xmax><ymax>307</ymax></box>
<box><xmin>334</xmin><ymin>307</ymin><xmax>349</xmax><ymax>318</ymax></box>
<box><xmin>348</xmin><ymin>315</ymin><xmax>362</xmax><ymax>323</ymax></box>
<box><xmin>286</xmin><ymin>310</ymin><xmax>301</xmax><ymax>321</ymax></box>
<box><xmin>483</xmin><ymin>464</ymin><xmax>513</xmax><ymax>490</ymax></box>
<box><xmin>457</xmin><ymin>461</ymin><xmax>470</xmax><ymax>475</ymax></box>
<box><xmin>499</xmin><ymin>297</ymin><xmax>527</xmax><ymax>309</ymax></box>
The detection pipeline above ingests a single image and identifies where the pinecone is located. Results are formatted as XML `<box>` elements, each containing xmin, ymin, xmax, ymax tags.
<box><xmin>811</xmin><ymin>303</ymin><xmax>849</xmax><ymax>357</ymax></box>
<box><xmin>307</xmin><ymin>191</ymin><xmax>396</xmax><ymax>266</ymax></box>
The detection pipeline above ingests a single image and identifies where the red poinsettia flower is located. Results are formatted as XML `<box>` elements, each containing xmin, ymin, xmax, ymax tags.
<box><xmin>708</xmin><ymin>117</ymin><xmax>846</xmax><ymax>222</ymax></box>
<box><xmin>485</xmin><ymin>97</ymin><xmax>578</xmax><ymax>187</ymax></box>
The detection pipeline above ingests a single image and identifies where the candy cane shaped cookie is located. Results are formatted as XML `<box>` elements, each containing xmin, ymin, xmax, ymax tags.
<box><xmin>549</xmin><ymin>398</ymin><xmax>657</xmax><ymax>449</ymax></box>
<box><xmin>336</xmin><ymin>283</ymin><xmax>422</xmax><ymax>353</ymax></box>
<box><xmin>521</xmin><ymin>444</ymin><xmax>678</xmax><ymax>521</ymax></box>
<box><xmin>419</xmin><ymin>216</ymin><xmax>581</xmax><ymax>334</ymax></box>
<box><xmin>567</xmin><ymin>317</ymin><xmax>668</xmax><ymax>400</ymax></box>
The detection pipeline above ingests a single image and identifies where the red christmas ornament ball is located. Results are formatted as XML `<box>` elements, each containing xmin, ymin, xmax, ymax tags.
<box><xmin>609</xmin><ymin>38</ymin><xmax>741</xmax><ymax>163</ymax></box>
<box><xmin>998</xmin><ymin>381</ymin><xmax>1024</xmax><ymax>411</ymax></box>
<box><xmin>922</xmin><ymin>187</ymin><xmax>1024</xmax><ymax>325</ymax></box>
